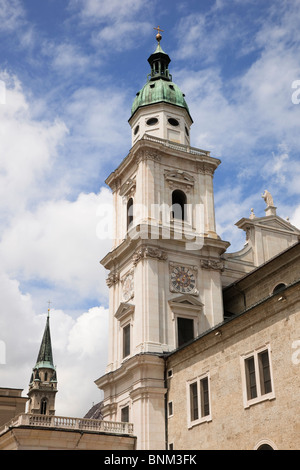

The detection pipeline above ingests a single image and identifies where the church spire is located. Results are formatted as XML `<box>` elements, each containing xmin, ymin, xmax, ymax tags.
<box><xmin>34</xmin><ymin>307</ymin><xmax>55</xmax><ymax>370</ymax></box>
<box><xmin>27</xmin><ymin>305</ymin><xmax>58</xmax><ymax>416</ymax></box>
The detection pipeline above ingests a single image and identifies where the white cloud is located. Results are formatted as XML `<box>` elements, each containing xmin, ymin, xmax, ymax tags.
<box><xmin>0</xmin><ymin>274</ymin><xmax>108</xmax><ymax>417</ymax></box>
<box><xmin>0</xmin><ymin>69</ymin><xmax>113</xmax><ymax>417</ymax></box>
<box><xmin>68</xmin><ymin>0</ymin><xmax>153</xmax><ymax>51</ymax></box>
<box><xmin>0</xmin><ymin>0</ymin><xmax>25</xmax><ymax>33</ymax></box>
<box><xmin>0</xmin><ymin>188</ymin><xmax>113</xmax><ymax>301</ymax></box>
<box><xmin>91</xmin><ymin>20</ymin><xmax>152</xmax><ymax>51</ymax></box>
<box><xmin>70</xmin><ymin>0</ymin><xmax>146</xmax><ymax>21</ymax></box>
<box><xmin>60</xmin><ymin>85</ymin><xmax>132</xmax><ymax>185</ymax></box>
<box><xmin>49</xmin><ymin>306</ymin><xmax>108</xmax><ymax>417</ymax></box>
<box><xmin>50</xmin><ymin>43</ymin><xmax>91</xmax><ymax>71</ymax></box>
<box><xmin>0</xmin><ymin>72</ymin><xmax>68</xmax><ymax>214</ymax></box>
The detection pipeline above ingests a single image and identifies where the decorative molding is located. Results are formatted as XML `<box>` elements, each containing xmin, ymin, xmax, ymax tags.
<box><xmin>106</xmin><ymin>270</ymin><xmax>120</xmax><ymax>287</ymax></box>
<box><xmin>200</xmin><ymin>258</ymin><xmax>224</xmax><ymax>271</ymax></box>
<box><xmin>164</xmin><ymin>169</ymin><xmax>195</xmax><ymax>192</ymax></box>
<box><xmin>132</xmin><ymin>246</ymin><xmax>168</xmax><ymax>266</ymax></box>
<box><xmin>119</xmin><ymin>177</ymin><xmax>136</xmax><ymax>198</ymax></box>
<box><xmin>121</xmin><ymin>270</ymin><xmax>134</xmax><ymax>302</ymax></box>
<box><xmin>109</xmin><ymin>177</ymin><xmax>122</xmax><ymax>193</ymax></box>
<box><xmin>195</xmin><ymin>162</ymin><xmax>215</xmax><ymax>175</ymax></box>
<box><xmin>114</xmin><ymin>302</ymin><xmax>135</xmax><ymax>322</ymax></box>
<box><xmin>136</xmin><ymin>149</ymin><xmax>161</xmax><ymax>165</ymax></box>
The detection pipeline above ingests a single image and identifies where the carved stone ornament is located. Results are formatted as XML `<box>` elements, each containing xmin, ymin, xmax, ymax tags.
<box><xmin>132</xmin><ymin>246</ymin><xmax>168</xmax><ymax>266</ymax></box>
<box><xmin>136</xmin><ymin>149</ymin><xmax>161</xmax><ymax>165</ymax></box>
<box><xmin>119</xmin><ymin>178</ymin><xmax>136</xmax><ymax>198</ymax></box>
<box><xmin>195</xmin><ymin>162</ymin><xmax>215</xmax><ymax>175</ymax></box>
<box><xmin>200</xmin><ymin>258</ymin><xmax>224</xmax><ymax>271</ymax></box>
<box><xmin>122</xmin><ymin>270</ymin><xmax>134</xmax><ymax>302</ymax></box>
<box><xmin>106</xmin><ymin>271</ymin><xmax>120</xmax><ymax>287</ymax></box>
<box><xmin>164</xmin><ymin>169</ymin><xmax>195</xmax><ymax>192</ymax></box>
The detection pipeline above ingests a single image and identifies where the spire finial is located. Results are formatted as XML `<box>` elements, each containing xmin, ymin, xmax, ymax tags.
<box><xmin>154</xmin><ymin>25</ymin><xmax>164</xmax><ymax>43</ymax></box>
<box><xmin>47</xmin><ymin>300</ymin><xmax>52</xmax><ymax>318</ymax></box>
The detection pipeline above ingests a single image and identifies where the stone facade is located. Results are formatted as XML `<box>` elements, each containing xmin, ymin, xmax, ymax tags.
<box><xmin>96</xmin><ymin>37</ymin><xmax>300</xmax><ymax>450</ymax></box>
<box><xmin>0</xmin><ymin>388</ymin><xmax>27</xmax><ymax>427</ymax></box>
<box><xmin>166</xmin><ymin>242</ymin><xmax>300</xmax><ymax>450</ymax></box>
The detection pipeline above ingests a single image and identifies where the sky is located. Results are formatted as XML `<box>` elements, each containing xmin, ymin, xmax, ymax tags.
<box><xmin>0</xmin><ymin>0</ymin><xmax>300</xmax><ymax>418</ymax></box>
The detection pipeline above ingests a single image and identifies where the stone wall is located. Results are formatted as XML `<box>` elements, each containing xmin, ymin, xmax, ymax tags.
<box><xmin>166</xmin><ymin>281</ymin><xmax>300</xmax><ymax>450</ymax></box>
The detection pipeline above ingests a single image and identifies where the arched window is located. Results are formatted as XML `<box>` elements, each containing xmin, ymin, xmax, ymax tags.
<box><xmin>44</xmin><ymin>372</ymin><xmax>48</xmax><ymax>381</ymax></box>
<box><xmin>127</xmin><ymin>198</ymin><xmax>134</xmax><ymax>229</ymax></box>
<box><xmin>172</xmin><ymin>190</ymin><xmax>187</xmax><ymax>220</ymax></box>
<box><xmin>257</xmin><ymin>444</ymin><xmax>274</xmax><ymax>450</ymax></box>
<box><xmin>273</xmin><ymin>283</ymin><xmax>286</xmax><ymax>294</ymax></box>
<box><xmin>40</xmin><ymin>398</ymin><xmax>47</xmax><ymax>415</ymax></box>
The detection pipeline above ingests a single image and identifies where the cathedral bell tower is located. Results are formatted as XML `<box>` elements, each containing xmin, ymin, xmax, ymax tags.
<box><xmin>96</xmin><ymin>30</ymin><xmax>229</xmax><ymax>450</ymax></box>
<box><xmin>27</xmin><ymin>308</ymin><xmax>57</xmax><ymax>416</ymax></box>
<box><xmin>129</xmin><ymin>27</ymin><xmax>192</xmax><ymax>147</ymax></box>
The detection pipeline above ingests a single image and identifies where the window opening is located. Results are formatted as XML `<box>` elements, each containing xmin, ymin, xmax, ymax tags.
<box><xmin>243</xmin><ymin>348</ymin><xmax>273</xmax><ymax>405</ymax></box>
<box><xmin>177</xmin><ymin>317</ymin><xmax>194</xmax><ymax>347</ymax></box>
<box><xmin>168</xmin><ymin>117</ymin><xmax>179</xmax><ymax>126</ymax></box>
<box><xmin>146</xmin><ymin>117</ymin><xmax>158</xmax><ymax>126</ymax></box>
<box><xmin>257</xmin><ymin>444</ymin><xmax>274</xmax><ymax>450</ymax></box>
<box><xmin>127</xmin><ymin>198</ymin><xmax>133</xmax><ymax>229</ymax></box>
<box><xmin>272</xmin><ymin>283</ymin><xmax>286</xmax><ymax>294</ymax></box>
<box><xmin>172</xmin><ymin>190</ymin><xmax>187</xmax><ymax>220</ymax></box>
<box><xmin>123</xmin><ymin>324</ymin><xmax>130</xmax><ymax>358</ymax></box>
<box><xmin>40</xmin><ymin>398</ymin><xmax>47</xmax><ymax>415</ymax></box>
<box><xmin>189</xmin><ymin>375</ymin><xmax>211</xmax><ymax>425</ymax></box>
<box><xmin>190</xmin><ymin>382</ymin><xmax>198</xmax><ymax>421</ymax></box>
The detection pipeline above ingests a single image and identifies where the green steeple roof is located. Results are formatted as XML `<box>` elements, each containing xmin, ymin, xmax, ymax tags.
<box><xmin>130</xmin><ymin>33</ymin><xmax>192</xmax><ymax>121</ymax></box>
<box><xmin>34</xmin><ymin>310</ymin><xmax>55</xmax><ymax>370</ymax></box>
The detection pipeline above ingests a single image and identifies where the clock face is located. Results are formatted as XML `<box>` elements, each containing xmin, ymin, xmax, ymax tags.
<box><xmin>123</xmin><ymin>273</ymin><xmax>134</xmax><ymax>301</ymax></box>
<box><xmin>171</xmin><ymin>266</ymin><xmax>196</xmax><ymax>293</ymax></box>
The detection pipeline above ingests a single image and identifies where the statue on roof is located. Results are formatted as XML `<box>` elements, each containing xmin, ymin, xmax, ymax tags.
<box><xmin>262</xmin><ymin>189</ymin><xmax>274</xmax><ymax>207</ymax></box>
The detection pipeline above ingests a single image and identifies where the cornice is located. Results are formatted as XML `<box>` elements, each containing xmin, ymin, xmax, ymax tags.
<box><xmin>105</xmin><ymin>136</ymin><xmax>221</xmax><ymax>191</ymax></box>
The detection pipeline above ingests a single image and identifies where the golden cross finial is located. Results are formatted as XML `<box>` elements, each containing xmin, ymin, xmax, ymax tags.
<box><xmin>47</xmin><ymin>300</ymin><xmax>52</xmax><ymax>316</ymax></box>
<box><xmin>154</xmin><ymin>25</ymin><xmax>164</xmax><ymax>42</ymax></box>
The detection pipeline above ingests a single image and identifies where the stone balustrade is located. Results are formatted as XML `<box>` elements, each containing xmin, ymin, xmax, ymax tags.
<box><xmin>0</xmin><ymin>413</ymin><xmax>134</xmax><ymax>436</ymax></box>
<box><xmin>142</xmin><ymin>134</ymin><xmax>210</xmax><ymax>157</ymax></box>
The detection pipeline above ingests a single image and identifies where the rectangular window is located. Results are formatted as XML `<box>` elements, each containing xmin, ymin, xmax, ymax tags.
<box><xmin>258</xmin><ymin>350</ymin><xmax>272</xmax><ymax>395</ymax></box>
<box><xmin>245</xmin><ymin>356</ymin><xmax>257</xmax><ymax>400</ymax></box>
<box><xmin>242</xmin><ymin>346</ymin><xmax>274</xmax><ymax>408</ymax></box>
<box><xmin>168</xmin><ymin>401</ymin><xmax>173</xmax><ymax>417</ymax></box>
<box><xmin>121</xmin><ymin>406</ymin><xmax>129</xmax><ymax>423</ymax></box>
<box><xmin>200</xmin><ymin>376</ymin><xmax>210</xmax><ymax>417</ymax></box>
<box><xmin>188</xmin><ymin>374</ymin><xmax>211</xmax><ymax>427</ymax></box>
<box><xmin>177</xmin><ymin>317</ymin><xmax>194</xmax><ymax>347</ymax></box>
<box><xmin>190</xmin><ymin>382</ymin><xmax>198</xmax><ymax>421</ymax></box>
<box><xmin>123</xmin><ymin>324</ymin><xmax>130</xmax><ymax>358</ymax></box>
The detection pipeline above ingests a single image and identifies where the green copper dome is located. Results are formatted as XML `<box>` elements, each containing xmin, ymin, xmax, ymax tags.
<box><xmin>131</xmin><ymin>79</ymin><xmax>190</xmax><ymax>116</ymax></box>
<box><xmin>131</xmin><ymin>40</ymin><xmax>192</xmax><ymax>120</ymax></box>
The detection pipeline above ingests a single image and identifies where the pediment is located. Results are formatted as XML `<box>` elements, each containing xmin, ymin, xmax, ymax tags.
<box><xmin>236</xmin><ymin>215</ymin><xmax>300</xmax><ymax>234</ymax></box>
<box><xmin>169</xmin><ymin>294</ymin><xmax>203</xmax><ymax>308</ymax></box>
<box><xmin>256</xmin><ymin>216</ymin><xmax>300</xmax><ymax>233</ymax></box>
<box><xmin>169</xmin><ymin>294</ymin><xmax>203</xmax><ymax>307</ymax></box>
<box><xmin>114</xmin><ymin>302</ymin><xmax>135</xmax><ymax>321</ymax></box>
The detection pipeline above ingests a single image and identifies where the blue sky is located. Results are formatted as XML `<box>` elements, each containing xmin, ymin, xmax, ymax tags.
<box><xmin>0</xmin><ymin>0</ymin><xmax>300</xmax><ymax>417</ymax></box>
